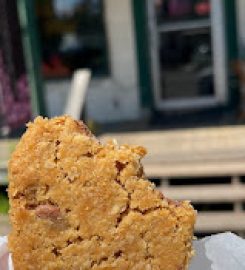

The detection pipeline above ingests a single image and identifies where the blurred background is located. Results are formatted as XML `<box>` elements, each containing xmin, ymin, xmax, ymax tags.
<box><xmin>1</xmin><ymin>0</ymin><xmax>245</xmax><ymax>238</ymax></box>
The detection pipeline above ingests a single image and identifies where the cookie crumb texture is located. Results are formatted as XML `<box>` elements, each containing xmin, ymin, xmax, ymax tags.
<box><xmin>8</xmin><ymin>116</ymin><xmax>196</xmax><ymax>270</ymax></box>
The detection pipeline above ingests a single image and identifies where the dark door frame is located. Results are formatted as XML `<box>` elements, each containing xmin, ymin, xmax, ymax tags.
<box><xmin>17</xmin><ymin>0</ymin><xmax>46</xmax><ymax>117</ymax></box>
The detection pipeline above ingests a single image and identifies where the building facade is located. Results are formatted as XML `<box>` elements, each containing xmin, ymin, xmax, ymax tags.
<box><xmin>18</xmin><ymin>0</ymin><xmax>240</xmax><ymax>124</ymax></box>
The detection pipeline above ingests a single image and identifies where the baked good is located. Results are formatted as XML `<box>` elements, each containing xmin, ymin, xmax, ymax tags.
<box><xmin>8</xmin><ymin>116</ymin><xmax>196</xmax><ymax>269</ymax></box>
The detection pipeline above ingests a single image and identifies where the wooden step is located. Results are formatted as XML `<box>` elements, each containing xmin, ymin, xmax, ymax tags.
<box><xmin>100</xmin><ymin>127</ymin><xmax>245</xmax><ymax>178</ymax></box>
<box><xmin>100</xmin><ymin>126</ymin><xmax>245</xmax><ymax>164</ymax></box>
<box><xmin>0</xmin><ymin>139</ymin><xmax>18</xmax><ymax>185</ymax></box>
<box><xmin>144</xmin><ymin>161</ymin><xmax>245</xmax><ymax>178</ymax></box>
<box><xmin>0</xmin><ymin>139</ymin><xmax>17</xmax><ymax>167</ymax></box>
<box><xmin>159</xmin><ymin>184</ymin><xmax>245</xmax><ymax>203</ymax></box>
<box><xmin>0</xmin><ymin>215</ymin><xmax>10</xmax><ymax>236</ymax></box>
<box><xmin>196</xmin><ymin>212</ymin><xmax>245</xmax><ymax>232</ymax></box>
<box><xmin>0</xmin><ymin>169</ymin><xmax>8</xmax><ymax>185</ymax></box>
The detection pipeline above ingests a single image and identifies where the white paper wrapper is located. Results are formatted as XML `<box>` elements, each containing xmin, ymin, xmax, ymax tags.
<box><xmin>0</xmin><ymin>236</ymin><xmax>12</xmax><ymax>270</ymax></box>
<box><xmin>190</xmin><ymin>232</ymin><xmax>245</xmax><ymax>270</ymax></box>
<box><xmin>1</xmin><ymin>232</ymin><xmax>244</xmax><ymax>269</ymax></box>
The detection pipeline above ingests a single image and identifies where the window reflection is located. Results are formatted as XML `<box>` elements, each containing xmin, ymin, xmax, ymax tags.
<box><xmin>159</xmin><ymin>29</ymin><xmax>213</xmax><ymax>99</ymax></box>
<box><xmin>153</xmin><ymin>0</ymin><xmax>213</xmax><ymax>100</ymax></box>
<box><xmin>155</xmin><ymin>0</ymin><xmax>211</xmax><ymax>23</ymax></box>
<box><xmin>36</xmin><ymin>0</ymin><xmax>108</xmax><ymax>78</ymax></box>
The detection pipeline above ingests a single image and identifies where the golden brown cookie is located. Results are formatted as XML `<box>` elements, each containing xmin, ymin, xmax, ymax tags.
<box><xmin>8</xmin><ymin>116</ymin><xmax>196</xmax><ymax>270</ymax></box>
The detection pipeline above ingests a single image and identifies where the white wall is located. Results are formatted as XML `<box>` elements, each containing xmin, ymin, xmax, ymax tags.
<box><xmin>45</xmin><ymin>80</ymin><xmax>70</xmax><ymax>117</ymax></box>
<box><xmin>104</xmin><ymin>0</ymin><xmax>137</xmax><ymax>88</ymax></box>
<box><xmin>85</xmin><ymin>0</ymin><xmax>141</xmax><ymax>123</ymax></box>
<box><xmin>45</xmin><ymin>77</ymin><xmax>141</xmax><ymax>123</ymax></box>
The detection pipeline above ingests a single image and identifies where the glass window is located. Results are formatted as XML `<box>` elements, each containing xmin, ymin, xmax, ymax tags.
<box><xmin>159</xmin><ymin>28</ymin><xmax>213</xmax><ymax>99</ymax></box>
<box><xmin>35</xmin><ymin>0</ymin><xmax>109</xmax><ymax>78</ymax></box>
<box><xmin>153</xmin><ymin>0</ymin><xmax>213</xmax><ymax>100</ymax></box>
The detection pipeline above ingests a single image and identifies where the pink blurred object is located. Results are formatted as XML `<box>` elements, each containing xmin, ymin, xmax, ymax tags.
<box><xmin>168</xmin><ymin>0</ymin><xmax>192</xmax><ymax>17</ymax></box>
<box><xmin>0</xmin><ymin>253</ymin><xmax>9</xmax><ymax>270</ymax></box>
<box><xmin>194</xmin><ymin>1</ymin><xmax>211</xmax><ymax>16</ymax></box>
<box><xmin>0</xmin><ymin>50</ymin><xmax>31</xmax><ymax>132</ymax></box>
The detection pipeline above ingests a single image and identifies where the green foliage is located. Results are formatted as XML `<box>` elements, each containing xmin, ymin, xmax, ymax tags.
<box><xmin>0</xmin><ymin>194</ymin><xmax>9</xmax><ymax>214</ymax></box>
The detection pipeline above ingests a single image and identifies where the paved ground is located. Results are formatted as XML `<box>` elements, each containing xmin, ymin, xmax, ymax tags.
<box><xmin>0</xmin><ymin>215</ymin><xmax>10</xmax><ymax>236</ymax></box>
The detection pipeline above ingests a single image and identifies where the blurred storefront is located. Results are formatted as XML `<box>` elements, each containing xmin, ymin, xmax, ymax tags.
<box><xmin>17</xmin><ymin>0</ymin><xmax>239</xmax><ymax>124</ymax></box>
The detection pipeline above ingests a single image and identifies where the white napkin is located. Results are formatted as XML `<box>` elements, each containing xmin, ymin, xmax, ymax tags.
<box><xmin>1</xmin><ymin>232</ymin><xmax>245</xmax><ymax>269</ymax></box>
